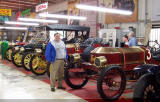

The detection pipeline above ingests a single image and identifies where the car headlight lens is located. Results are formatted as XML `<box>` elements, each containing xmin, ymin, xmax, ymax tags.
<box><xmin>14</xmin><ymin>47</ymin><xmax>19</xmax><ymax>51</ymax></box>
<box><xmin>20</xmin><ymin>47</ymin><xmax>25</xmax><ymax>52</ymax></box>
<box><xmin>35</xmin><ymin>49</ymin><xmax>42</xmax><ymax>53</ymax></box>
<box><xmin>75</xmin><ymin>43</ymin><xmax>80</xmax><ymax>50</ymax></box>
<box><xmin>69</xmin><ymin>53</ymin><xmax>81</xmax><ymax>63</ymax></box>
<box><xmin>94</xmin><ymin>56</ymin><xmax>107</xmax><ymax>67</ymax></box>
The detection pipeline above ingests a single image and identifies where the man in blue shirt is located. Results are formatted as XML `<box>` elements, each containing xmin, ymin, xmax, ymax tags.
<box><xmin>45</xmin><ymin>33</ymin><xmax>67</xmax><ymax>92</ymax></box>
<box><xmin>128</xmin><ymin>32</ymin><xmax>137</xmax><ymax>47</ymax></box>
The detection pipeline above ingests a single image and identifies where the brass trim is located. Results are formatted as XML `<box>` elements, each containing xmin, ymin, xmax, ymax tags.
<box><xmin>66</xmin><ymin>44</ymin><xmax>75</xmax><ymax>48</ymax></box>
<box><xmin>118</xmin><ymin>48</ymin><xmax>126</xmax><ymax>68</ymax></box>
<box><xmin>137</xmin><ymin>47</ymin><xmax>146</xmax><ymax>64</ymax></box>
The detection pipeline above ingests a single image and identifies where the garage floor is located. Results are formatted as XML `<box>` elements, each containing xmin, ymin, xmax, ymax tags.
<box><xmin>0</xmin><ymin>58</ymin><xmax>134</xmax><ymax>102</ymax></box>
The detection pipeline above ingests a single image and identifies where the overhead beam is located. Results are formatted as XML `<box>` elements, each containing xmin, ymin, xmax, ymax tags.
<box><xmin>0</xmin><ymin>1</ymin><xmax>33</xmax><ymax>7</ymax></box>
<box><xmin>3</xmin><ymin>0</ymin><xmax>38</xmax><ymax>5</ymax></box>
<box><xmin>0</xmin><ymin>5</ymin><xmax>21</xmax><ymax>9</ymax></box>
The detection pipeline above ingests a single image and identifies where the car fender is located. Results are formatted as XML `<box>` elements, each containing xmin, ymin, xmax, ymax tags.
<box><xmin>133</xmin><ymin>64</ymin><xmax>157</xmax><ymax>76</ymax></box>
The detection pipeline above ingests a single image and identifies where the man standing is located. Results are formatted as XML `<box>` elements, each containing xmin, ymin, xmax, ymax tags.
<box><xmin>45</xmin><ymin>33</ymin><xmax>67</xmax><ymax>92</ymax></box>
<box><xmin>128</xmin><ymin>32</ymin><xmax>137</xmax><ymax>47</ymax></box>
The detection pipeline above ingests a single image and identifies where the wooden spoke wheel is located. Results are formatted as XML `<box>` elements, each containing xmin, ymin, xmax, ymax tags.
<box><xmin>97</xmin><ymin>66</ymin><xmax>126</xmax><ymax>101</ymax></box>
<box><xmin>12</xmin><ymin>51</ymin><xmax>23</xmax><ymax>67</ymax></box>
<box><xmin>30</xmin><ymin>55</ymin><xmax>47</xmax><ymax>75</ymax></box>
<box><xmin>133</xmin><ymin>73</ymin><xmax>159</xmax><ymax>102</ymax></box>
<box><xmin>5</xmin><ymin>47</ymin><xmax>13</xmax><ymax>61</ymax></box>
<box><xmin>22</xmin><ymin>52</ymin><xmax>34</xmax><ymax>71</ymax></box>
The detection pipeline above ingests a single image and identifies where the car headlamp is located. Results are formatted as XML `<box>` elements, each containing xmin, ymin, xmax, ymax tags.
<box><xmin>20</xmin><ymin>47</ymin><xmax>25</xmax><ymax>52</ymax></box>
<box><xmin>14</xmin><ymin>46</ymin><xmax>19</xmax><ymax>51</ymax></box>
<box><xmin>35</xmin><ymin>49</ymin><xmax>42</xmax><ymax>53</ymax></box>
<box><xmin>94</xmin><ymin>56</ymin><xmax>107</xmax><ymax>67</ymax></box>
<box><xmin>69</xmin><ymin>53</ymin><xmax>81</xmax><ymax>63</ymax></box>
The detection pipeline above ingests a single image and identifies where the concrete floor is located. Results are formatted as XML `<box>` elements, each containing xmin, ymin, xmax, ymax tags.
<box><xmin>0</xmin><ymin>64</ymin><xmax>87</xmax><ymax>102</ymax></box>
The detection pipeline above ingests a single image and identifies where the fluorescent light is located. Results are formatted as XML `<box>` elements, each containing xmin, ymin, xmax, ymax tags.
<box><xmin>0</xmin><ymin>26</ymin><xmax>27</xmax><ymax>30</ymax></box>
<box><xmin>5</xmin><ymin>21</ymin><xmax>39</xmax><ymax>26</ymax></box>
<box><xmin>0</xmin><ymin>27</ymin><xmax>4</xmax><ymax>29</ymax></box>
<box><xmin>18</xmin><ymin>18</ymin><xmax>58</xmax><ymax>23</ymax></box>
<box><xmin>39</xmin><ymin>13</ymin><xmax>87</xmax><ymax>21</ymax></box>
<box><xmin>76</xmin><ymin>4</ymin><xmax>132</xmax><ymax>15</ymax></box>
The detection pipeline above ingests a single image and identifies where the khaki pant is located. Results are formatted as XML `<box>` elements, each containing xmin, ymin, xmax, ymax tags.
<box><xmin>50</xmin><ymin>60</ymin><xmax>65</xmax><ymax>88</ymax></box>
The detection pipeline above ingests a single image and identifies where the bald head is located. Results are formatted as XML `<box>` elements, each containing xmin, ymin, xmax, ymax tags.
<box><xmin>128</xmin><ymin>31</ymin><xmax>134</xmax><ymax>39</ymax></box>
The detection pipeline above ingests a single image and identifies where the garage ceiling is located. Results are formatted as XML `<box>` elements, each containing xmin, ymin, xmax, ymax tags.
<box><xmin>0</xmin><ymin>0</ymin><xmax>66</xmax><ymax>12</ymax></box>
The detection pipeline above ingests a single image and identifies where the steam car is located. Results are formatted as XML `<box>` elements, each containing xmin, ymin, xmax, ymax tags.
<box><xmin>5</xmin><ymin>42</ymin><xmax>26</xmax><ymax>61</ymax></box>
<box><xmin>11</xmin><ymin>43</ymin><xmax>43</xmax><ymax>68</ymax></box>
<box><xmin>64</xmin><ymin>46</ymin><xmax>160</xmax><ymax>101</ymax></box>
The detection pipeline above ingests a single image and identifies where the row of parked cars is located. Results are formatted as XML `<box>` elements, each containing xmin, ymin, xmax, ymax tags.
<box><xmin>4</xmin><ymin>25</ymin><xmax>160</xmax><ymax>101</ymax></box>
<box><xmin>5</xmin><ymin>42</ymin><xmax>49</xmax><ymax>75</ymax></box>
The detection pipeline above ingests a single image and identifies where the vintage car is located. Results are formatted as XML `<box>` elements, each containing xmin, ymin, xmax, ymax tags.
<box><xmin>21</xmin><ymin>43</ymin><xmax>45</xmax><ymax>71</ymax></box>
<box><xmin>11</xmin><ymin>43</ymin><xmax>43</xmax><ymax>67</ymax></box>
<box><xmin>132</xmin><ymin>41</ymin><xmax>160</xmax><ymax>101</ymax></box>
<box><xmin>64</xmin><ymin>45</ymin><xmax>160</xmax><ymax>101</ymax></box>
<box><xmin>5</xmin><ymin>42</ymin><xmax>26</xmax><ymax>61</ymax></box>
<box><xmin>133</xmin><ymin>65</ymin><xmax>160</xmax><ymax>102</ymax></box>
<box><xmin>11</xmin><ymin>27</ymin><xmax>49</xmax><ymax>69</ymax></box>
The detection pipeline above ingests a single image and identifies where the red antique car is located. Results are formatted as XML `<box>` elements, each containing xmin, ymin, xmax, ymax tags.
<box><xmin>64</xmin><ymin>46</ymin><xmax>160</xmax><ymax>101</ymax></box>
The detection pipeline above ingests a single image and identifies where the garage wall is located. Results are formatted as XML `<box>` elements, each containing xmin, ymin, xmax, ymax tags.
<box><xmin>48</xmin><ymin>1</ymin><xmax>68</xmax><ymax>13</ymax></box>
<box><xmin>98</xmin><ymin>0</ymin><xmax>150</xmax><ymax>38</ymax></box>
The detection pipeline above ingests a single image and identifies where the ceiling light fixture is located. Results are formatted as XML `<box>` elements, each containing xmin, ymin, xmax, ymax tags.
<box><xmin>0</xmin><ymin>26</ymin><xmax>28</xmax><ymax>30</ymax></box>
<box><xmin>39</xmin><ymin>13</ymin><xmax>87</xmax><ymax>21</ymax></box>
<box><xmin>18</xmin><ymin>18</ymin><xmax>58</xmax><ymax>23</ymax></box>
<box><xmin>76</xmin><ymin>4</ymin><xmax>132</xmax><ymax>15</ymax></box>
<box><xmin>5</xmin><ymin>21</ymin><xmax>39</xmax><ymax>26</ymax></box>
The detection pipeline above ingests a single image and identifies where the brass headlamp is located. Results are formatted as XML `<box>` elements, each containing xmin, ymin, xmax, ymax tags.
<box><xmin>35</xmin><ymin>49</ymin><xmax>42</xmax><ymax>53</ymax></box>
<box><xmin>94</xmin><ymin>56</ymin><xmax>107</xmax><ymax>67</ymax></box>
<box><xmin>14</xmin><ymin>46</ymin><xmax>19</xmax><ymax>51</ymax></box>
<box><xmin>20</xmin><ymin>47</ymin><xmax>25</xmax><ymax>52</ymax></box>
<box><xmin>69</xmin><ymin>53</ymin><xmax>81</xmax><ymax>63</ymax></box>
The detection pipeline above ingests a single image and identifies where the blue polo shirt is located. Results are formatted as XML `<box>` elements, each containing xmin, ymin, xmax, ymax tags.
<box><xmin>128</xmin><ymin>37</ymin><xmax>137</xmax><ymax>47</ymax></box>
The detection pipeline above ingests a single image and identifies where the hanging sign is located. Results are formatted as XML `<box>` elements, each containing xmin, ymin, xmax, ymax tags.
<box><xmin>36</xmin><ymin>2</ymin><xmax>48</xmax><ymax>12</ymax></box>
<box><xmin>0</xmin><ymin>9</ymin><xmax>11</xmax><ymax>16</ymax></box>
<box><xmin>21</xmin><ymin>8</ymin><xmax>31</xmax><ymax>17</ymax></box>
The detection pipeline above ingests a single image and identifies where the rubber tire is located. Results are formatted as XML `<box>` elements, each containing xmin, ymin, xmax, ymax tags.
<box><xmin>46</xmin><ymin>62</ymin><xmax>51</xmax><ymax>77</ymax></box>
<box><xmin>22</xmin><ymin>52</ymin><xmax>33</xmax><ymax>71</ymax></box>
<box><xmin>11</xmin><ymin>51</ymin><xmax>23</xmax><ymax>67</ymax></box>
<box><xmin>64</xmin><ymin>67</ymin><xmax>89</xmax><ymax>89</ymax></box>
<box><xmin>133</xmin><ymin>73</ymin><xmax>157</xmax><ymax>102</ymax></box>
<box><xmin>29</xmin><ymin>55</ymin><xmax>46</xmax><ymax>75</ymax></box>
<box><xmin>5</xmin><ymin>47</ymin><xmax>13</xmax><ymax>61</ymax></box>
<box><xmin>97</xmin><ymin>66</ymin><xmax>126</xmax><ymax>101</ymax></box>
